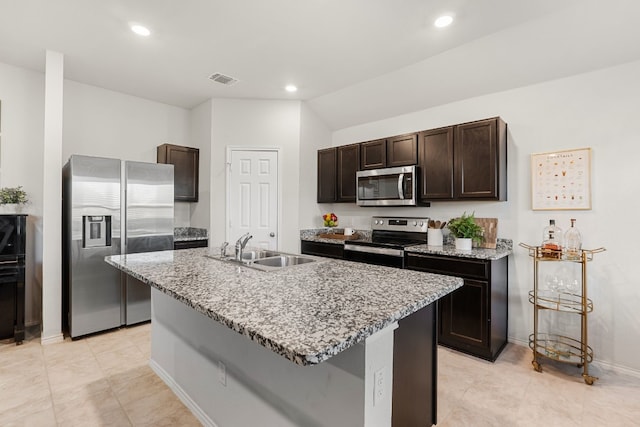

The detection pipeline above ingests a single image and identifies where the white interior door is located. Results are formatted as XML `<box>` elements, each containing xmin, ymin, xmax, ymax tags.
<box><xmin>228</xmin><ymin>149</ymin><xmax>279</xmax><ymax>250</ymax></box>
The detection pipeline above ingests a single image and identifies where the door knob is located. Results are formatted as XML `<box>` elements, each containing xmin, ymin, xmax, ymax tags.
<box><xmin>270</xmin><ymin>232</ymin><xmax>275</xmax><ymax>237</ymax></box>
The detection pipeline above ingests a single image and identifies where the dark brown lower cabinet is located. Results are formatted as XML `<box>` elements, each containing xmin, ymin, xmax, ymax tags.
<box><xmin>406</xmin><ymin>253</ymin><xmax>508</xmax><ymax>361</ymax></box>
<box><xmin>300</xmin><ymin>240</ymin><xmax>344</xmax><ymax>259</ymax></box>
<box><xmin>174</xmin><ymin>240</ymin><xmax>208</xmax><ymax>250</ymax></box>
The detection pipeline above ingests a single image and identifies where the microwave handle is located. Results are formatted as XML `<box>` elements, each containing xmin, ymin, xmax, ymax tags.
<box><xmin>397</xmin><ymin>173</ymin><xmax>405</xmax><ymax>200</ymax></box>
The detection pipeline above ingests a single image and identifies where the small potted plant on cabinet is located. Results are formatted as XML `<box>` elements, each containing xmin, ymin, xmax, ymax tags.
<box><xmin>447</xmin><ymin>212</ymin><xmax>483</xmax><ymax>250</ymax></box>
<box><xmin>0</xmin><ymin>186</ymin><xmax>28</xmax><ymax>214</ymax></box>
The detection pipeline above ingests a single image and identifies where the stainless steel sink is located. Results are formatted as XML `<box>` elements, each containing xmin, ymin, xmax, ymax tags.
<box><xmin>252</xmin><ymin>255</ymin><xmax>316</xmax><ymax>268</ymax></box>
<box><xmin>241</xmin><ymin>250</ymin><xmax>281</xmax><ymax>261</ymax></box>
<box><xmin>205</xmin><ymin>249</ymin><xmax>323</xmax><ymax>271</ymax></box>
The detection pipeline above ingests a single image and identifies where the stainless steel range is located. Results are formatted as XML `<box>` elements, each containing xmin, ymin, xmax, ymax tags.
<box><xmin>343</xmin><ymin>216</ymin><xmax>429</xmax><ymax>268</ymax></box>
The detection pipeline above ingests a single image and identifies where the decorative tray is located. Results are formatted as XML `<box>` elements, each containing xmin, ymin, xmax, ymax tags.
<box><xmin>317</xmin><ymin>232</ymin><xmax>360</xmax><ymax>241</ymax></box>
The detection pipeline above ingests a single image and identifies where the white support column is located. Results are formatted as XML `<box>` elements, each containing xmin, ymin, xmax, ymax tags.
<box><xmin>41</xmin><ymin>50</ymin><xmax>64</xmax><ymax>344</ymax></box>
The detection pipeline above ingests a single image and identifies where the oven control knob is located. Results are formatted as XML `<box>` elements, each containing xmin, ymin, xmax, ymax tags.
<box><xmin>413</xmin><ymin>221</ymin><xmax>417</xmax><ymax>226</ymax></box>
<box><xmin>419</xmin><ymin>221</ymin><xmax>424</xmax><ymax>227</ymax></box>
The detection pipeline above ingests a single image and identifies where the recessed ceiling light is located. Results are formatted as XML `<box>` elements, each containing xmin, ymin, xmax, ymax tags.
<box><xmin>131</xmin><ymin>24</ymin><xmax>151</xmax><ymax>37</ymax></box>
<box><xmin>285</xmin><ymin>85</ymin><xmax>298</xmax><ymax>93</ymax></box>
<box><xmin>434</xmin><ymin>15</ymin><xmax>453</xmax><ymax>28</ymax></box>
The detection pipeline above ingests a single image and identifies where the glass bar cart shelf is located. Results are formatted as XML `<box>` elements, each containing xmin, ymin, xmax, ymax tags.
<box><xmin>519</xmin><ymin>243</ymin><xmax>605</xmax><ymax>385</ymax></box>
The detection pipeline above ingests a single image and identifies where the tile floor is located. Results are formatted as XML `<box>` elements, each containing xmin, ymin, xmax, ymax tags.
<box><xmin>1</xmin><ymin>325</ymin><xmax>639</xmax><ymax>426</ymax></box>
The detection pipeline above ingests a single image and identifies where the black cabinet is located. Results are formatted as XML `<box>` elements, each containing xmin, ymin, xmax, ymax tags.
<box><xmin>317</xmin><ymin>148</ymin><xmax>337</xmax><ymax>203</ymax></box>
<box><xmin>418</xmin><ymin>117</ymin><xmax>507</xmax><ymax>202</ymax></box>
<box><xmin>174</xmin><ymin>240</ymin><xmax>208</xmax><ymax>250</ymax></box>
<box><xmin>387</xmin><ymin>133</ymin><xmax>418</xmax><ymax>167</ymax></box>
<box><xmin>454</xmin><ymin>117</ymin><xmax>507</xmax><ymax>201</ymax></box>
<box><xmin>406</xmin><ymin>252</ymin><xmax>508</xmax><ymax>361</ymax></box>
<box><xmin>418</xmin><ymin>126</ymin><xmax>454</xmax><ymax>200</ymax></box>
<box><xmin>300</xmin><ymin>240</ymin><xmax>344</xmax><ymax>259</ymax></box>
<box><xmin>336</xmin><ymin>144</ymin><xmax>360</xmax><ymax>202</ymax></box>
<box><xmin>157</xmin><ymin>144</ymin><xmax>200</xmax><ymax>202</ymax></box>
<box><xmin>360</xmin><ymin>139</ymin><xmax>387</xmax><ymax>170</ymax></box>
<box><xmin>360</xmin><ymin>134</ymin><xmax>417</xmax><ymax>170</ymax></box>
<box><xmin>317</xmin><ymin>145</ymin><xmax>360</xmax><ymax>203</ymax></box>
<box><xmin>0</xmin><ymin>215</ymin><xmax>26</xmax><ymax>344</ymax></box>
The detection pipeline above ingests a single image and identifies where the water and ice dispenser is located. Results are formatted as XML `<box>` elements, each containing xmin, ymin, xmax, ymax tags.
<box><xmin>82</xmin><ymin>215</ymin><xmax>111</xmax><ymax>248</ymax></box>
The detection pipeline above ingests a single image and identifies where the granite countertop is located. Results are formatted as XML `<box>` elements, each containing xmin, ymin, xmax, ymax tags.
<box><xmin>105</xmin><ymin>248</ymin><xmax>462</xmax><ymax>366</ymax></box>
<box><xmin>301</xmin><ymin>229</ymin><xmax>512</xmax><ymax>261</ymax></box>
<box><xmin>174</xmin><ymin>227</ymin><xmax>208</xmax><ymax>242</ymax></box>
<box><xmin>405</xmin><ymin>240</ymin><xmax>513</xmax><ymax>261</ymax></box>
<box><xmin>300</xmin><ymin>228</ymin><xmax>372</xmax><ymax>244</ymax></box>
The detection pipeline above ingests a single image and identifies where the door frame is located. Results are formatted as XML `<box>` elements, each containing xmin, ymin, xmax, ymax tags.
<box><xmin>225</xmin><ymin>146</ymin><xmax>282</xmax><ymax>250</ymax></box>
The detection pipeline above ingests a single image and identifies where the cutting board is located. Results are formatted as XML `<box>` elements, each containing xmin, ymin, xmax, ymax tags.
<box><xmin>474</xmin><ymin>218</ymin><xmax>498</xmax><ymax>249</ymax></box>
<box><xmin>317</xmin><ymin>232</ymin><xmax>360</xmax><ymax>241</ymax></box>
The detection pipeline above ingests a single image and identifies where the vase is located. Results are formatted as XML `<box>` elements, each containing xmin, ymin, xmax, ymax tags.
<box><xmin>455</xmin><ymin>238</ymin><xmax>472</xmax><ymax>251</ymax></box>
<box><xmin>0</xmin><ymin>204</ymin><xmax>22</xmax><ymax>214</ymax></box>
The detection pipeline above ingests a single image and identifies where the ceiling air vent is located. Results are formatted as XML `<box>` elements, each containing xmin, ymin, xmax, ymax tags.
<box><xmin>208</xmin><ymin>73</ymin><xmax>239</xmax><ymax>86</ymax></box>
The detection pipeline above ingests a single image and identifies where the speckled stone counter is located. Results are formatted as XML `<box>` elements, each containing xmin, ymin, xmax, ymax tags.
<box><xmin>300</xmin><ymin>228</ymin><xmax>372</xmax><ymax>245</ymax></box>
<box><xmin>174</xmin><ymin>227</ymin><xmax>208</xmax><ymax>242</ymax></box>
<box><xmin>301</xmin><ymin>229</ymin><xmax>513</xmax><ymax>262</ymax></box>
<box><xmin>405</xmin><ymin>239</ymin><xmax>513</xmax><ymax>260</ymax></box>
<box><xmin>106</xmin><ymin>248</ymin><xmax>462</xmax><ymax>366</ymax></box>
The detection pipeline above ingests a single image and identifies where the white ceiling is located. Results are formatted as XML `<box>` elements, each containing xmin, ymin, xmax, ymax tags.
<box><xmin>1</xmin><ymin>0</ymin><xmax>639</xmax><ymax>129</ymax></box>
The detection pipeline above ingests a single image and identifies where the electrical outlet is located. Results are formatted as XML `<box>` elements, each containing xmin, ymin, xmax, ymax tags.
<box><xmin>373</xmin><ymin>368</ymin><xmax>384</xmax><ymax>406</ymax></box>
<box><xmin>218</xmin><ymin>361</ymin><xmax>227</xmax><ymax>386</ymax></box>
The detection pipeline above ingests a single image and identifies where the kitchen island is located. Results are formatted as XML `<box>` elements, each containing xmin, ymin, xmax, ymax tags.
<box><xmin>106</xmin><ymin>248</ymin><xmax>462</xmax><ymax>427</ymax></box>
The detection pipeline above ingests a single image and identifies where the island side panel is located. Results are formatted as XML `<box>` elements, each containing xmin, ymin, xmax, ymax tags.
<box><xmin>150</xmin><ymin>288</ymin><xmax>400</xmax><ymax>427</ymax></box>
<box><xmin>392</xmin><ymin>302</ymin><xmax>437</xmax><ymax>426</ymax></box>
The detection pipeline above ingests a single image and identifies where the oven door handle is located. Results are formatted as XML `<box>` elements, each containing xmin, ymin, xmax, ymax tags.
<box><xmin>344</xmin><ymin>244</ymin><xmax>404</xmax><ymax>257</ymax></box>
<box><xmin>397</xmin><ymin>173</ymin><xmax>405</xmax><ymax>200</ymax></box>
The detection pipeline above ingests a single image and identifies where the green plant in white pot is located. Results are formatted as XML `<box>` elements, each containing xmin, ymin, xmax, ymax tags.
<box><xmin>0</xmin><ymin>186</ymin><xmax>28</xmax><ymax>214</ymax></box>
<box><xmin>447</xmin><ymin>212</ymin><xmax>483</xmax><ymax>250</ymax></box>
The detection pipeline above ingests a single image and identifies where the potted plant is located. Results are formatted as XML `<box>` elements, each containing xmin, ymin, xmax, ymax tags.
<box><xmin>447</xmin><ymin>212</ymin><xmax>483</xmax><ymax>250</ymax></box>
<box><xmin>0</xmin><ymin>186</ymin><xmax>28</xmax><ymax>214</ymax></box>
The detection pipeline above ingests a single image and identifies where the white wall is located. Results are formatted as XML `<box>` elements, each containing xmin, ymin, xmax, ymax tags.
<box><xmin>0</xmin><ymin>61</ymin><xmax>45</xmax><ymax>327</ymax></box>
<box><xmin>305</xmin><ymin>59</ymin><xmax>640</xmax><ymax>373</ymax></box>
<box><xmin>298</xmin><ymin>103</ymin><xmax>332</xmax><ymax>245</ymax></box>
<box><xmin>63</xmin><ymin>79</ymin><xmax>191</xmax><ymax>226</ymax></box>
<box><xmin>188</xmin><ymin>99</ymin><xmax>212</xmax><ymax>229</ymax></box>
<box><xmin>210</xmin><ymin>99</ymin><xmax>302</xmax><ymax>253</ymax></box>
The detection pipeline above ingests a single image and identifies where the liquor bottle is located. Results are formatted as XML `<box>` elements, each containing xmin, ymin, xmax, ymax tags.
<box><xmin>564</xmin><ymin>218</ymin><xmax>582</xmax><ymax>260</ymax></box>
<box><xmin>542</xmin><ymin>219</ymin><xmax>563</xmax><ymax>259</ymax></box>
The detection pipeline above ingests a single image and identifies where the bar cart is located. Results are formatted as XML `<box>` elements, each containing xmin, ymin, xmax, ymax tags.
<box><xmin>519</xmin><ymin>243</ymin><xmax>605</xmax><ymax>385</ymax></box>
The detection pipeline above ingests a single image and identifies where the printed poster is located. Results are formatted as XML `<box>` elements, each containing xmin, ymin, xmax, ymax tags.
<box><xmin>531</xmin><ymin>148</ymin><xmax>591</xmax><ymax>210</ymax></box>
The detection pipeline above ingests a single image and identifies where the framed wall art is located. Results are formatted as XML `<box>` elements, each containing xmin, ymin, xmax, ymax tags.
<box><xmin>531</xmin><ymin>147</ymin><xmax>591</xmax><ymax>210</ymax></box>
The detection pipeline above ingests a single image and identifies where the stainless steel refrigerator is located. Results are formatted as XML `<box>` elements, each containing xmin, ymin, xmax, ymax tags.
<box><xmin>62</xmin><ymin>155</ymin><xmax>174</xmax><ymax>338</ymax></box>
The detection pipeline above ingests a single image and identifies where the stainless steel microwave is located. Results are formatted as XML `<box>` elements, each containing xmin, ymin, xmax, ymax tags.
<box><xmin>356</xmin><ymin>165</ymin><xmax>419</xmax><ymax>206</ymax></box>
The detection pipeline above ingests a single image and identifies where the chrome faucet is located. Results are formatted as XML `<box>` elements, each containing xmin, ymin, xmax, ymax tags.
<box><xmin>235</xmin><ymin>233</ymin><xmax>253</xmax><ymax>262</ymax></box>
<box><xmin>220</xmin><ymin>242</ymin><xmax>229</xmax><ymax>258</ymax></box>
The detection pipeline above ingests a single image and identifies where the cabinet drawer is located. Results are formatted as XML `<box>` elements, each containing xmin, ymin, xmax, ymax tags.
<box><xmin>406</xmin><ymin>253</ymin><xmax>488</xmax><ymax>280</ymax></box>
<box><xmin>174</xmin><ymin>240</ymin><xmax>208</xmax><ymax>250</ymax></box>
<box><xmin>301</xmin><ymin>240</ymin><xmax>344</xmax><ymax>259</ymax></box>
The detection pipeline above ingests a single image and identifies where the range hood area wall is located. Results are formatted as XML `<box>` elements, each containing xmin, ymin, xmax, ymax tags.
<box><xmin>319</xmin><ymin>59</ymin><xmax>640</xmax><ymax>374</ymax></box>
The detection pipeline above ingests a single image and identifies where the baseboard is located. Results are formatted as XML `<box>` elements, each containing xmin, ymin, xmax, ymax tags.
<box><xmin>149</xmin><ymin>359</ymin><xmax>218</xmax><ymax>427</ymax></box>
<box><xmin>40</xmin><ymin>333</ymin><xmax>64</xmax><ymax>345</ymax></box>
<box><xmin>507</xmin><ymin>337</ymin><xmax>640</xmax><ymax>379</ymax></box>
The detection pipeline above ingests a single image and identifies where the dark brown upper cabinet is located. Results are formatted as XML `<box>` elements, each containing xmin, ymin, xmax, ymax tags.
<box><xmin>317</xmin><ymin>147</ymin><xmax>337</xmax><ymax>203</ymax></box>
<box><xmin>387</xmin><ymin>133</ymin><xmax>418</xmax><ymax>167</ymax></box>
<box><xmin>454</xmin><ymin>117</ymin><xmax>507</xmax><ymax>201</ymax></box>
<box><xmin>157</xmin><ymin>143</ymin><xmax>199</xmax><ymax>202</ymax></box>
<box><xmin>418</xmin><ymin>117</ymin><xmax>507</xmax><ymax>202</ymax></box>
<box><xmin>360</xmin><ymin>134</ymin><xmax>417</xmax><ymax>170</ymax></box>
<box><xmin>360</xmin><ymin>139</ymin><xmax>387</xmax><ymax>170</ymax></box>
<box><xmin>418</xmin><ymin>126</ymin><xmax>454</xmax><ymax>200</ymax></box>
<box><xmin>337</xmin><ymin>144</ymin><xmax>360</xmax><ymax>202</ymax></box>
